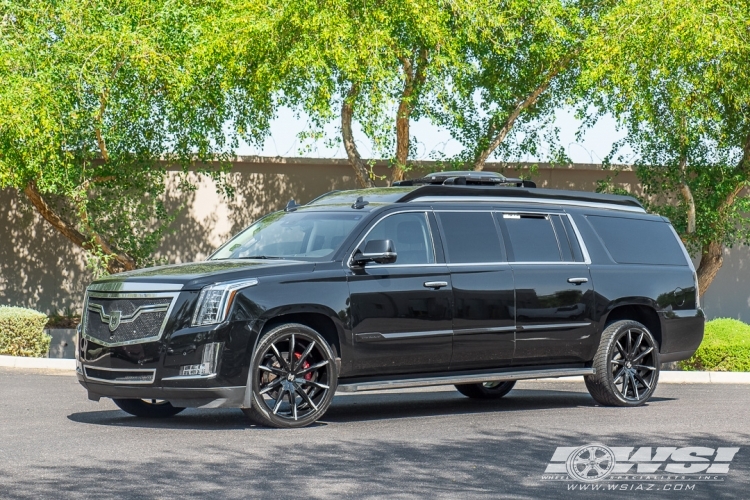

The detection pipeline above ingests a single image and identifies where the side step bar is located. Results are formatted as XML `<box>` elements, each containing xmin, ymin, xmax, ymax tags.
<box><xmin>336</xmin><ymin>368</ymin><xmax>594</xmax><ymax>393</ymax></box>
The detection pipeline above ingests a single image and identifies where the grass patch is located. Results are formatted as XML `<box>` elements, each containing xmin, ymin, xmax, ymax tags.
<box><xmin>679</xmin><ymin>318</ymin><xmax>750</xmax><ymax>372</ymax></box>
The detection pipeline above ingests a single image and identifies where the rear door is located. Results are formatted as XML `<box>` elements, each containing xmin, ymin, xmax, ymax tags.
<box><xmin>497</xmin><ymin>211</ymin><xmax>597</xmax><ymax>365</ymax></box>
<box><xmin>436</xmin><ymin>210</ymin><xmax>516</xmax><ymax>370</ymax></box>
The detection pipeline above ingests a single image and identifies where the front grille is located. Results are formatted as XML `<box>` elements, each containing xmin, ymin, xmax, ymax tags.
<box><xmin>84</xmin><ymin>366</ymin><xmax>156</xmax><ymax>384</ymax></box>
<box><xmin>84</xmin><ymin>294</ymin><xmax>174</xmax><ymax>346</ymax></box>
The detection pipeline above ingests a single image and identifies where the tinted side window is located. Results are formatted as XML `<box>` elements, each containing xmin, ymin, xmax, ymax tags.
<box><xmin>586</xmin><ymin>215</ymin><xmax>687</xmax><ymax>265</ymax></box>
<box><xmin>437</xmin><ymin>212</ymin><xmax>504</xmax><ymax>263</ymax></box>
<box><xmin>501</xmin><ymin>214</ymin><xmax>562</xmax><ymax>262</ymax></box>
<box><xmin>360</xmin><ymin>212</ymin><xmax>435</xmax><ymax>265</ymax></box>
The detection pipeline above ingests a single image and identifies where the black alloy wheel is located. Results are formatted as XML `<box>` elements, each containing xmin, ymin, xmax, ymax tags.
<box><xmin>455</xmin><ymin>380</ymin><xmax>516</xmax><ymax>399</ymax></box>
<box><xmin>242</xmin><ymin>323</ymin><xmax>337</xmax><ymax>428</ymax></box>
<box><xmin>113</xmin><ymin>398</ymin><xmax>185</xmax><ymax>418</ymax></box>
<box><xmin>585</xmin><ymin>320</ymin><xmax>660</xmax><ymax>407</ymax></box>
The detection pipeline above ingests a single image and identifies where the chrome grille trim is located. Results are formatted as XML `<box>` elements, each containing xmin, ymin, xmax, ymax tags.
<box><xmin>81</xmin><ymin>291</ymin><xmax>179</xmax><ymax>347</ymax></box>
<box><xmin>83</xmin><ymin>366</ymin><xmax>157</xmax><ymax>385</ymax></box>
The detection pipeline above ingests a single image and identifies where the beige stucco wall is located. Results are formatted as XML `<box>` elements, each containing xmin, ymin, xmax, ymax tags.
<box><xmin>0</xmin><ymin>157</ymin><xmax>747</xmax><ymax>321</ymax></box>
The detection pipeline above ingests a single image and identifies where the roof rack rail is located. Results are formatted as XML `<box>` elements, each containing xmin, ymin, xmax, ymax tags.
<box><xmin>395</xmin><ymin>185</ymin><xmax>644</xmax><ymax>210</ymax></box>
<box><xmin>393</xmin><ymin>171</ymin><xmax>536</xmax><ymax>188</ymax></box>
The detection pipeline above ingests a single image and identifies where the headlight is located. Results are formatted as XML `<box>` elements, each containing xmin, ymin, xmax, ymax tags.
<box><xmin>191</xmin><ymin>278</ymin><xmax>259</xmax><ymax>327</ymax></box>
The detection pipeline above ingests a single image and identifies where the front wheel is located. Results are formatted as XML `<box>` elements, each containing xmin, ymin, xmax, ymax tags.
<box><xmin>113</xmin><ymin>398</ymin><xmax>185</xmax><ymax>418</ymax></box>
<box><xmin>585</xmin><ymin>320</ymin><xmax>660</xmax><ymax>407</ymax></box>
<box><xmin>242</xmin><ymin>323</ymin><xmax>338</xmax><ymax>428</ymax></box>
<box><xmin>455</xmin><ymin>380</ymin><xmax>516</xmax><ymax>399</ymax></box>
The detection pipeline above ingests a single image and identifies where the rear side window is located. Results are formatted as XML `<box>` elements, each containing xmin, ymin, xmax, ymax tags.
<box><xmin>501</xmin><ymin>214</ymin><xmax>562</xmax><ymax>262</ymax></box>
<box><xmin>586</xmin><ymin>215</ymin><xmax>687</xmax><ymax>265</ymax></box>
<box><xmin>437</xmin><ymin>212</ymin><xmax>504</xmax><ymax>263</ymax></box>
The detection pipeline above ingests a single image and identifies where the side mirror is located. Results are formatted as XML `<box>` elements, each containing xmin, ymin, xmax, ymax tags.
<box><xmin>352</xmin><ymin>239</ymin><xmax>397</xmax><ymax>265</ymax></box>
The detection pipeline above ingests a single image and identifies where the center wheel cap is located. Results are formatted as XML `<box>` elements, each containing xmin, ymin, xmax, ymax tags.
<box><xmin>287</xmin><ymin>373</ymin><xmax>295</xmax><ymax>382</ymax></box>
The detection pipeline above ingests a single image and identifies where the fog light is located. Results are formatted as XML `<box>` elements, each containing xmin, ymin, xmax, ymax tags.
<box><xmin>179</xmin><ymin>342</ymin><xmax>223</xmax><ymax>377</ymax></box>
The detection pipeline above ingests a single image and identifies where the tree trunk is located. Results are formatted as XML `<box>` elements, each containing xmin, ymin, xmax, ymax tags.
<box><xmin>341</xmin><ymin>84</ymin><xmax>375</xmax><ymax>188</ymax></box>
<box><xmin>23</xmin><ymin>181</ymin><xmax>136</xmax><ymax>272</ymax></box>
<box><xmin>392</xmin><ymin>49</ymin><xmax>429</xmax><ymax>183</ymax></box>
<box><xmin>696</xmin><ymin>241</ymin><xmax>723</xmax><ymax>296</ymax></box>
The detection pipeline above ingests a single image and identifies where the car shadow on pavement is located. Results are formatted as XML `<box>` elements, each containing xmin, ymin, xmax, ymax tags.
<box><xmin>66</xmin><ymin>387</ymin><xmax>675</xmax><ymax>430</ymax></box>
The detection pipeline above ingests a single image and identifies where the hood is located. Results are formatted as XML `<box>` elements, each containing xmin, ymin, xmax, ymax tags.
<box><xmin>89</xmin><ymin>259</ymin><xmax>316</xmax><ymax>292</ymax></box>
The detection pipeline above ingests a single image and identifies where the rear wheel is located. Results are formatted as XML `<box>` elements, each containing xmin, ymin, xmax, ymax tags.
<box><xmin>585</xmin><ymin>320</ymin><xmax>660</xmax><ymax>407</ymax></box>
<box><xmin>242</xmin><ymin>323</ymin><xmax>337</xmax><ymax>428</ymax></box>
<box><xmin>112</xmin><ymin>398</ymin><xmax>185</xmax><ymax>418</ymax></box>
<box><xmin>455</xmin><ymin>380</ymin><xmax>516</xmax><ymax>399</ymax></box>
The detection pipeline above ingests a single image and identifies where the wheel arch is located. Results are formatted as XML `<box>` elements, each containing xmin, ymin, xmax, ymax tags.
<box><xmin>602</xmin><ymin>303</ymin><xmax>663</xmax><ymax>351</ymax></box>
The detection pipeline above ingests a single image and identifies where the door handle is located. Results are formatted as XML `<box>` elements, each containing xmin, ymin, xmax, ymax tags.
<box><xmin>424</xmin><ymin>281</ymin><xmax>448</xmax><ymax>289</ymax></box>
<box><xmin>567</xmin><ymin>277</ymin><xmax>588</xmax><ymax>285</ymax></box>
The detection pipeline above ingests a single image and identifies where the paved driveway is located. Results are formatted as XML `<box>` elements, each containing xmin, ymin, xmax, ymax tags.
<box><xmin>0</xmin><ymin>368</ymin><xmax>747</xmax><ymax>499</ymax></box>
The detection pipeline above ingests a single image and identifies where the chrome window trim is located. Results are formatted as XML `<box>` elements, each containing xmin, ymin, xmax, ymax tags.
<box><xmin>564</xmin><ymin>213</ymin><xmax>592</xmax><ymax>264</ymax></box>
<box><xmin>81</xmin><ymin>291</ymin><xmax>179</xmax><ymax>347</ymax></box>
<box><xmin>411</xmin><ymin>196</ymin><xmax>647</xmax><ymax>213</ymax></box>
<box><xmin>348</xmin><ymin>210</ymin><xmax>437</xmax><ymax>268</ymax></box>
<box><xmin>88</xmin><ymin>282</ymin><xmax>184</xmax><ymax>292</ymax></box>
<box><xmin>83</xmin><ymin>366</ymin><xmax>157</xmax><ymax>385</ymax></box>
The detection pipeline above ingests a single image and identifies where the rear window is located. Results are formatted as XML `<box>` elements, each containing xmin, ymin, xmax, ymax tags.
<box><xmin>586</xmin><ymin>216</ymin><xmax>687</xmax><ymax>265</ymax></box>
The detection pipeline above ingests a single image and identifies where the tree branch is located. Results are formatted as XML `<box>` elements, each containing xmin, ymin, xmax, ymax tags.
<box><xmin>472</xmin><ymin>54</ymin><xmax>572</xmax><ymax>171</ymax></box>
<box><xmin>341</xmin><ymin>83</ymin><xmax>375</xmax><ymax>188</ymax></box>
<box><xmin>678</xmin><ymin>155</ymin><xmax>696</xmax><ymax>233</ymax></box>
<box><xmin>393</xmin><ymin>48</ymin><xmax>429</xmax><ymax>183</ymax></box>
<box><xmin>23</xmin><ymin>181</ymin><xmax>136</xmax><ymax>272</ymax></box>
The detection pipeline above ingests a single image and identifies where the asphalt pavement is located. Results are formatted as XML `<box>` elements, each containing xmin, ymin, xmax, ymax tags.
<box><xmin>0</xmin><ymin>367</ymin><xmax>748</xmax><ymax>499</ymax></box>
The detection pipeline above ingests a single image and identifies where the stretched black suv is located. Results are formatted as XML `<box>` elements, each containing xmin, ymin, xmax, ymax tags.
<box><xmin>77</xmin><ymin>171</ymin><xmax>704</xmax><ymax>428</ymax></box>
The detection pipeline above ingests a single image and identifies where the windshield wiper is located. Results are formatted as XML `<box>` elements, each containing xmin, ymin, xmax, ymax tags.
<box><xmin>235</xmin><ymin>255</ymin><xmax>283</xmax><ymax>260</ymax></box>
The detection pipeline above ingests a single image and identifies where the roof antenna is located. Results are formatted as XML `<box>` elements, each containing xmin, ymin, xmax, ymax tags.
<box><xmin>352</xmin><ymin>196</ymin><xmax>369</xmax><ymax>209</ymax></box>
<box><xmin>285</xmin><ymin>199</ymin><xmax>301</xmax><ymax>212</ymax></box>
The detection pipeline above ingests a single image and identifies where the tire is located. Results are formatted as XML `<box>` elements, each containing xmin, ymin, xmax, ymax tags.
<box><xmin>585</xmin><ymin>320</ymin><xmax>660</xmax><ymax>407</ymax></box>
<box><xmin>455</xmin><ymin>380</ymin><xmax>516</xmax><ymax>399</ymax></box>
<box><xmin>113</xmin><ymin>398</ymin><xmax>185</xmax><ymax>418</ymax></box>
<box><xmin>242</xmin><ymin>323</ymin><xmax>338</xmax><ymax>428</ymax></box>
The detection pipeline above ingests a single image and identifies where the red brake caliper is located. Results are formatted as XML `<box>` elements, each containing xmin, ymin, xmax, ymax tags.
<box><xmin>294</xmin><ymin>352</ymin><xmax>313</xmax><ymax>380</ymax></box>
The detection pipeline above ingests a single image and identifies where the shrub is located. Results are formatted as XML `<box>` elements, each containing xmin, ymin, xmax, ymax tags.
<box><xmin>0</xmin><ymin>306</ymin><xmax>51</xmax><ymax>357</ymax></box>
<box><xmin>679</xmin><ymin>318</ymin><xmax>750</xmax><ymax>372</ymax></box>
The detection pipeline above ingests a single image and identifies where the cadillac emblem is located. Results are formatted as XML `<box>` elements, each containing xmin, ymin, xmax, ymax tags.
<box><xmin>108</xmin><ymin>310</ymin><xmax>122</xmax><ymax>332</ymax></box>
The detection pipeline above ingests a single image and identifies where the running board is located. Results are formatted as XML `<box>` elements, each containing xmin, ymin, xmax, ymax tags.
<box><xmin>336</xmin><ymin>368</ymin><xmax>594</xmax><ymax>393</ymax></box>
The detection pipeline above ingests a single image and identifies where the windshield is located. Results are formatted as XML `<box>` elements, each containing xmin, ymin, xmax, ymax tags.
<box><xmin>210</xmin><ymin>211</ymin><xmax>365</xmax><ymax>261</ymax></box>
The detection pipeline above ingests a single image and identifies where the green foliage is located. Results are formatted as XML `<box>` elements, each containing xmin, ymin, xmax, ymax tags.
<box><xmin>680</xmin><ymin>318</ymin><xmax>750</xmax><ymax>372</ymax></box>
<box><xmin>0</xmin><ymin>306</ymin><xmax>51</xmax><ymax>357</ymax></box>
<box><xmin>580</xmin><ymin>0</ymin><xmax>750</xmax><ymax>258</ymax></box>
<box><xmin>0</xmin><ymin>0</ymin><xmax>267</xmax><ymax>272</ymax></box>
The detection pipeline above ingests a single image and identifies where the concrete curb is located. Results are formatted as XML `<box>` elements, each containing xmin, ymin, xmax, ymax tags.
<box><xmin>0</xmin><ymin>355</ymin><xmax>76</xmax><ymax>371</ymax></box>
<box><xmin>1</xmin><ymin>355</ymin><xmax>749</xmax><ymax>383</ymax></box>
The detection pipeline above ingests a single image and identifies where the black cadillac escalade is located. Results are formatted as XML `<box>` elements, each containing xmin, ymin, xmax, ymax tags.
<box><xmin>77</xmin><ymin>171</ymin><xmax>704</xmax><ymax>428</ymax></box>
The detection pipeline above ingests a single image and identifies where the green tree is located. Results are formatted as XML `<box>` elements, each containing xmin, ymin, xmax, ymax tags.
<box><xmin>0</xmin><ymin>0</ymin><xmax>265</xmax><ymax>274</ymax></box>
<box><xmin>581</xmin><ymin>0</ymin><xmax>750</xmax><ymax>294</ymax></box>
<box><xmin>432</xmin><ymin>0</ymin><xmax>585</xmax><ymax>171</ymax></box>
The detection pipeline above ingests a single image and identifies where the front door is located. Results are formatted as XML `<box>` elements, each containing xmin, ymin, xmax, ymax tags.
<box><xmin>347</xmin><ymin>211</ymin><xmax>453</xmax><ymax>377</ymax></box>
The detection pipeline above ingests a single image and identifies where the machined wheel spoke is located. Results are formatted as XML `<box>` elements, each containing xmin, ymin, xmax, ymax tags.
<box><xmin>270</xmin><ymin>344</ymin><xmax>290</xmax><ymax>371</ymax></box>
<box><xmin>611</xmin><ymin>358</ymin><xmax>626</xmax><ymax>366</ymax></box>
<box><xmin>259</xmin><ymin>378</ymin><xmax>282</xmax><ymax>395</ymax></box>
<box><xmin>301</xmin><ymin>379</ymin><xmax>329</xmax><ymax>390</ymax></box>
<box><xmin>613</xmin><ymin>366</ymin><xmax>626</xmax><ymax>383</ymax></box>
<box><xmin>615</xmin><ymin>340</ymin><xmax>627</xmax><ymax>359</ymax></box>
<box><xmin>632</xmin><ymin>346</ymin><xmax>654</xmax><ymax>363</ymax></box>
<box><xmin>621</xmin><ymin>372</ymin><xmax>629</xmax><ymax>396</ymax></box>
<box><xmin>297</xmin><ymin>359</ymin><xmax>329</xmax><ymax>376</ymax></box>
<box><xmin>272</xmin><ymin>387</ymin><xmax>287</xmax><ymax>415</ymax></box>
<box><xmin>258</xmin><ymin>364</ymin><xmax>285</xmax><ymax>376</ymax></box>
<box><xmin>631</xmin><ymin>331</ymin><xmax>645</xmax><ymax>357</ymax></box>
<box><xmin>629</xmin><ymin>372</ymin><xmax>640</xmax><ymax>399</ymax></box>
<box><xmin>289</xmin><ymin>334</ymin><xmax>296</xmax><ymax>368</ymax></box>
<box><xmin>634</xmin><ymin>372</ymin><xmax>652</xmax><ymax>391</ymax></box>
<box><xmin>289</xmin><ymin>387</ymin><xmax>298</xmax><ymax>420</ymax></box>
<box><xmin>294</xmin><ymin>341</ymin><xmax>316</xmax><ymax>371</ymax></box>
<box><xmin>295</xmin><ymin>385</ymin><xmax>318</xmax><ymax>411</ymax></box>
<box><xmin>634</xmin><ymin>364</ymin><xmax>656</xmax><ymax>371</ymax></box>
